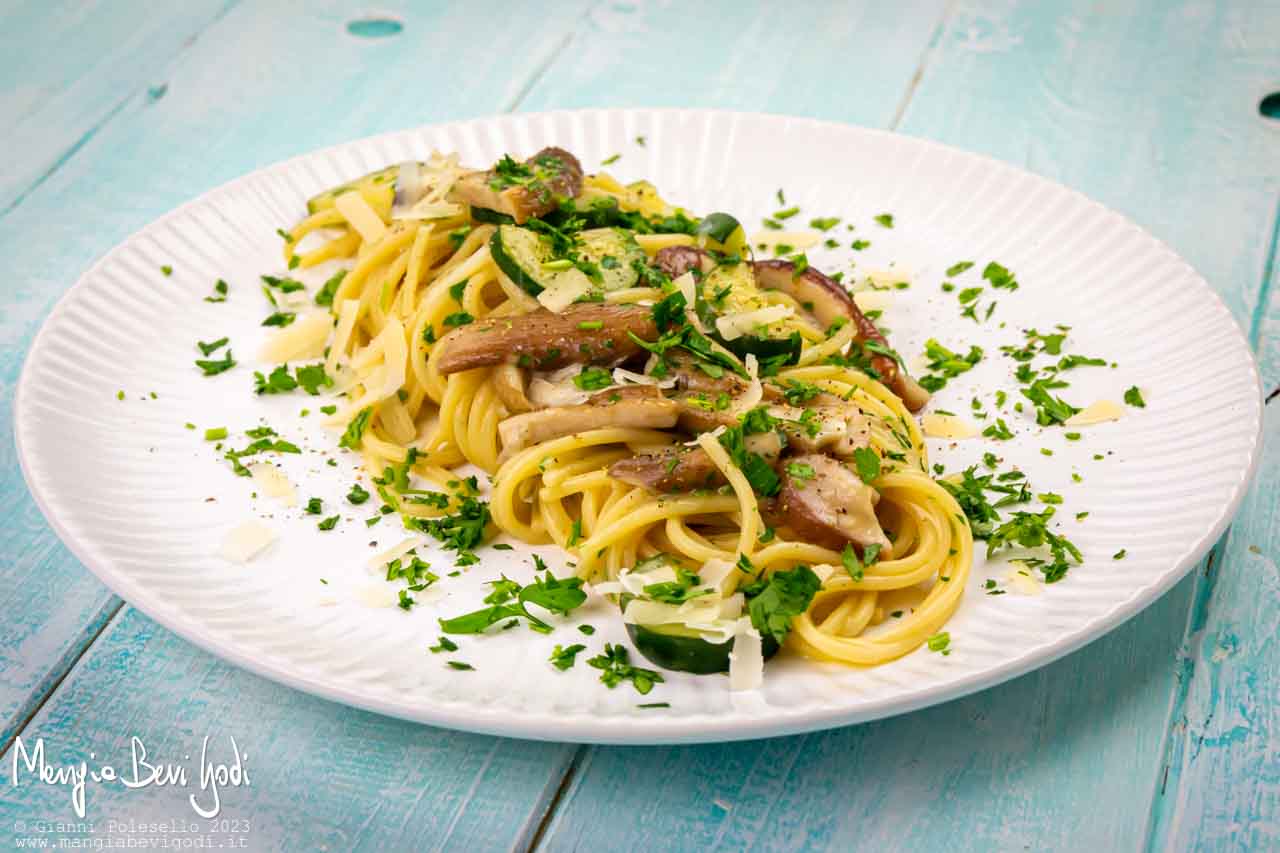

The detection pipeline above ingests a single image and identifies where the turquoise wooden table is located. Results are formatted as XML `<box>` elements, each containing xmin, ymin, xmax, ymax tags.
<box><xmin>1</xmin><ymin>1</ymin><xmax>1277</xmax><ymax>849</ymax></box>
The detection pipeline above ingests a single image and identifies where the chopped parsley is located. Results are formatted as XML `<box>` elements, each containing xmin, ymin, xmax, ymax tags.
<box><xmin>439</xmin><ymin>563</ymin><xmax>586</xmax><ymax>635</ymax></box>
<box><xmin>982</xmin><ymin>261</ymin><xmax>1018</xmax><ymax>291</ymax></box>
<box><xmin>841</xmin><ymin>542</ymin><xmax>881</xmax><ymax>582</ymax></box>
<box><xmin>927</xmin><ymin>632</ymin><xmax>951</xmax><ymax>654</ymax></box>
<box><xmin>873</xmin><ymin>213</ymin><xmax>894</xmax><ymax>228</ymax></box>
<box><xmin>347</xmin><ymin>483</ymin><xmax>370</xmax><ymax>504</ymax></box>
<box><xmin>851</xmin><ymin>446</ymin><xmax>881</xmax><ymax>484</ymax></box>
<box><xmin>317</xmin><ymin>515</ymin><xmax>339</xmax><ymax>531</ymax></box>
<box><xmin>197</xmin><ymin>337</ymin><xmax>229</xmax><ymax>356</ymax></box>
<box><xmin>587</xmin><ymin>643</ymin><xmax>663</xmax><ymax>695</ymax></box>
<box><xmin>1123</xmin><ymin>386</ymin><xmax>1146</xmax><ymax>408</ymax></box>
<box><xmin>573</xmin><ymin>366</ymin><xmax>614</xmax><ymax>391</ymax></box>
<box><xmin>918</xmin><ymin>339</ymin><xmax>983</xmax><ymax>392</ymax></box>
<box><xmin>196</xmin><ymin>351</ymin><xmax>236</xmax><ymax>376</ymax></box>
<box><xmin>429</xmin><ymin>636</ymin><xmax>458</xmax><ymax>654</ymax></box>
<box><xmin>987</xmin><ymin>507</ymin><xmax>1082</xmax><ymax>583</ymax></box>
<box><xmin>945</xmin><ymin>261</ymin><xmax>975</xmax><ymax>277</ymax></box>
<box><xmin>339</xmin><ymin>407</ymin><xmax>372</xmax><ymax>450</ymax></box>
<box><xmin>204</xmin><ymin>279</ymin><xmax>229</xmax><ymax>303</ymax></box>
<box><xmin>253</xmin><ymin>364</ymin><xmax>298</xmax><ymax>394</ymax></box>
<box><xmin>742</xmin><ymin>565</ymin><xmax>821</xmax><ymax>646</ymax></box>
<box><xmin>550</xmin><ymin>643</ymin><xmax>587</xmax><ymax>670</ymax></box>
<box><xmin>315</xmin><ymin>270</ymin><xmax>345</xmax><ymax>307</ymax></box>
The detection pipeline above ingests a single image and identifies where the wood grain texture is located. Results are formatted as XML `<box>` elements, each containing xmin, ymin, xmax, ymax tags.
<box><xmin>0</xmin><ymin>0</ymin><xmax>597</xmax><ymax>841</ymax></box>
<box><xmin>0</xmin><ymin>0</ymin><xmax>238</xmax><ymax>213</ymax></box>
<box><xmin>536</xmin><ymin>2</ymin><xmax>1280</xmax><ymax>850</ymax></box>
<box><xmin>0</xmin><ymin>608</ymin><xmax>576</xmax><ymax>852</ymax></box>
<box><xmin>515</xmin><ymin>0</ymin><xmax>951</xmax><ymax>126</ymax></box>
<box><xmin>1147</xmin><ymin>216</ymin><xmax>1280</xmax><ymax>849</ymax></box>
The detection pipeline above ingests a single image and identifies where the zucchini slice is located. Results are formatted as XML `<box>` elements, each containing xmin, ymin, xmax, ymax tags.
<box><xmin>577</xmin><ymin>227</ymin><xmax>644</xmax><ymax>292</ymax></box>
<box><xmin>490</xmin><ymin>224</ymin><xmax>644</xmax><ymax>297</ymax></box>
<box><xmin>626</xmin><ymin>622</ymin><xmax>779</xmax><ymax>675</ymax></box>
<box><xmin>306</xmin><ymin>164</ymin><xmax>400</xmax><ymax>214</ymax></box>
<box><xmin>490</xmin><ymin>224</ymin><xmax>554</xmax><ymax>294</ymax></box>
<box><xmin>701</xmin><ymin>263</ymin><xmax>802</xmax><ymax>370</ymax></box>
<box><xmin>469</xmin><ymin>205</ymin><xmax>516</xmax><ymax>225</ymax></box>
<box><xmin>618</xmin><ymin>555</ymin><xmax>779</xmax><ymax>674</ymax></box>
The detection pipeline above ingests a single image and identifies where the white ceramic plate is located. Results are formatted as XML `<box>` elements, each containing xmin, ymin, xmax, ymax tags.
<box><xmin>16</xmin><ymin>110</ymin><xmax>1262</xmax><ymax>744</ymax></box>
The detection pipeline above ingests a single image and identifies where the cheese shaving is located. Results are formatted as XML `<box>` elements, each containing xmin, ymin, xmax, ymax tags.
<box><xmin>853</xmin><ymin>290</ymin><xmax>893</xmax><ymax>313</ymax></box>
<box><xmin>536</xmin><ymin>268</ymin><xmax>593</xmax><ymax>313</ymax></box>
<box><xmin>673</xmin><ymin>271</ymin><xmax>696</xmax><ymax>304</ymax></box>
<box><xmin>366</xmin><ymin>536</ymin><xmax>427</xmax><ymax>570</ymax></box>
<box><xmin>325</xmin><ymin>298</ymin><xmax>360</xmax><ymax>375</ymax></box>
<box><xmin>248</xmin><ymin>463</ymin><xmax>297</xmax><ymax>506</ymax></box>
<box><xmin>715</xmin><ymin>305</ymin><xmax>793</xmax><ymax>341</ymax></box>
<box><xmin>259</xmin><ymin>311</ymin><xmax>332</xmax><ymax>363</ymax></box>
<box><xmin>921</xmin><ymin>412</ymin><xmax>979</xmax><ymax>439</ymax></box>
<box><xmin>1064</xmin><ymin>399</ymin><xmax>1124</xmax><ymax>426</ymax></box>
<box><xmin>218</xmin><ymin>521</ymin><xmax>277</xmax><ymax>563</ymax></box>
<box><xmin>728</xmin><ymin>618</ymin><xmax>764</xmax><ymax>691</ymax></box>
<box><xmin>335</xmin><ymin>191</ymin><xmax>388</xmax><ymax>244</ymax></box>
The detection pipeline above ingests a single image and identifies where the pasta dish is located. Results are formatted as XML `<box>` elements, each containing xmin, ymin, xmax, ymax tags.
<box><xmin>256</xmin><ymin>146</ymin><xmax>973</xmax><ymax>689</ymax></box>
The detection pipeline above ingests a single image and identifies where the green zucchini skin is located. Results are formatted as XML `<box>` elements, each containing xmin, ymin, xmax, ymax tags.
<box><xmin>489</xmin><ymin>225</ymin><xmax>549</xmax><ymax>294</ymax></box>
<box><xmin>625</xmin><ymin>622</ymin><xmax>780</xmax><ymax>674</ymax></box>
<box><xmin>489</xmin><ymin>224</ymin><xmax>644</xmax><ymax>298</ymax></box>
<box><xmin>469</xmin><ymin>206</ymin><xmax>516</xmax><ymax>225</ymax></box>
<box><xmin>305</xmin><ymin>164</ymin><xmax>399</xmax><ymax>214</ymax></box>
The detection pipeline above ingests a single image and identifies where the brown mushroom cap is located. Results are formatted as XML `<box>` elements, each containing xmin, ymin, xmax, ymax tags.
<box><xmin>432</xmin><ymin>304</ymin><xmax>658</xmax><ymax>375</ymax></box>
<box><xmin>752</xmin><ymin>259</ymin><xmax>930</xmax><ymax>411</ymax></box>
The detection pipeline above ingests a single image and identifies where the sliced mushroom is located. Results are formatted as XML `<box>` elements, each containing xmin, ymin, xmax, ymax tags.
<box><xmin>770</xmin><ymin>453</ymin><xmax>892</xmax><ymax>555</ymax></box>
<box><xmin>433</xmin><ymin>304</ymin><xmax>658</xmax><ymax>375</ymax></box>
<box><xmin>498</xmin><ymin>386</ymin><xmax>678</xmax><ymax>458</ymax></box>
<box><xmin>775</xmin><ymin>398</ymin><xmax>873</xmax><ymax>458</ymax></box>
<box><xmin>609</xmin><ymin>432</ymin><xmax>782</xmax><ymax>493</ymax></box>
<box><xmin>653</xmin><ymin>245</ymin><xmax>716</xmax><ymax>279</ymax></box>
<box><xmin>752</xmin><ymin>260</ymin><xmax>930</xmax><ymax>412</ymax></box>
<box><xmin>610</xmin><ymin>446</ymin><xmax>724</xmax><ymax>492</ymax></box>
<box><xmin>450</xmin><ymin>147</ymin><xmax>583</xmax><ymax>223</ymax></box>
<box><xmin>491</xmin><ymin>363</ymin><xmax>532</xmax><ymax>413</ymax></box>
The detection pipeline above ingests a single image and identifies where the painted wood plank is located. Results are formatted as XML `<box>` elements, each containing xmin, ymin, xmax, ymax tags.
<box><xmin>0</xmin><ymin>0</ymin><xmax>237</xmax><ymax>213</ymax></box>
<box><xmin>1146</xmin><ymin>222</ymin><xmax>1280</xmax><ymax>849</ymax></box>
<box><xmin>0</xmin><ymin>0</ymin><xmax>240</xmax><ymax>752</ymax></box>
<box><xmin>536</xmin><ymin>2</ymin><xmax>1280</xmax><ymax>850</ymax></box>
<box><xmin>0</xmin><ymin>0</ymin><xmax>953</xmax><ymax>845</ymax></box>
<box><xmin>0</xmin><ymin>0</ymin><xmax>593</xmax><ymax>806</ymax></box>
<box><xmin>0</xmin><ymin>607</ymin><xmax>576</xmax><ymax>852</ymax></box>
<box><xmin>539</xmin><ymin>588</ymin><xmax>1194</xmax><ymax>853</ymax></box>
<box><xmin>515</xmin><ymin>0</ymin><xmax>950</xmax><ymax>127</ymax></box>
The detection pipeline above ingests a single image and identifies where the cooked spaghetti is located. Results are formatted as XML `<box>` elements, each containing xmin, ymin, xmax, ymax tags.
<box><xmin>272</xmin><ymin>147</ymin><xmax>972</xmax><ymax>687</ymax></box>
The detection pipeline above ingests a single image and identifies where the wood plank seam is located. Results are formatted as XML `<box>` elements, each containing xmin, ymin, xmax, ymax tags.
<box><xmin>1142</xmin><ymin>197</ymin><xmax>1280</xmax><ymax>849</ymax></box>
<box><xmin>0</xmin><ymin>597</ymin><xmax>122</xmax><ymax>754</ymax></box>
<box><xmin>503</xmin><ymin>29</ymin><xmax>578</xmax><ymax>114</ymax></box>
<box><xmin>889</xmin><ymin>0</ymin><xmax>958</xmax><ymax>130</ymax></box>
<box><xmin>1142</xmin><ymin>540</ymin><xmax>1226</xmax><ymax>851</ymax></box>
<box><xmin>0</xmin><ymin>0</ymin><xmax>243</xmax><ymax>223</ymax></box>
<box><xmin>523</xmin><ymin>744</ymin><xmax>588</xmax><ymax>852</ymax></box>
<box><xmin>528</xmin><ymin>2</ymin><xmax>966</xmax><ymax>842</ymax></box>
<box><xmin>1248</xmin><ymin>196</ymin><xmax>1280</xmax><ymax>364</ymax></box>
